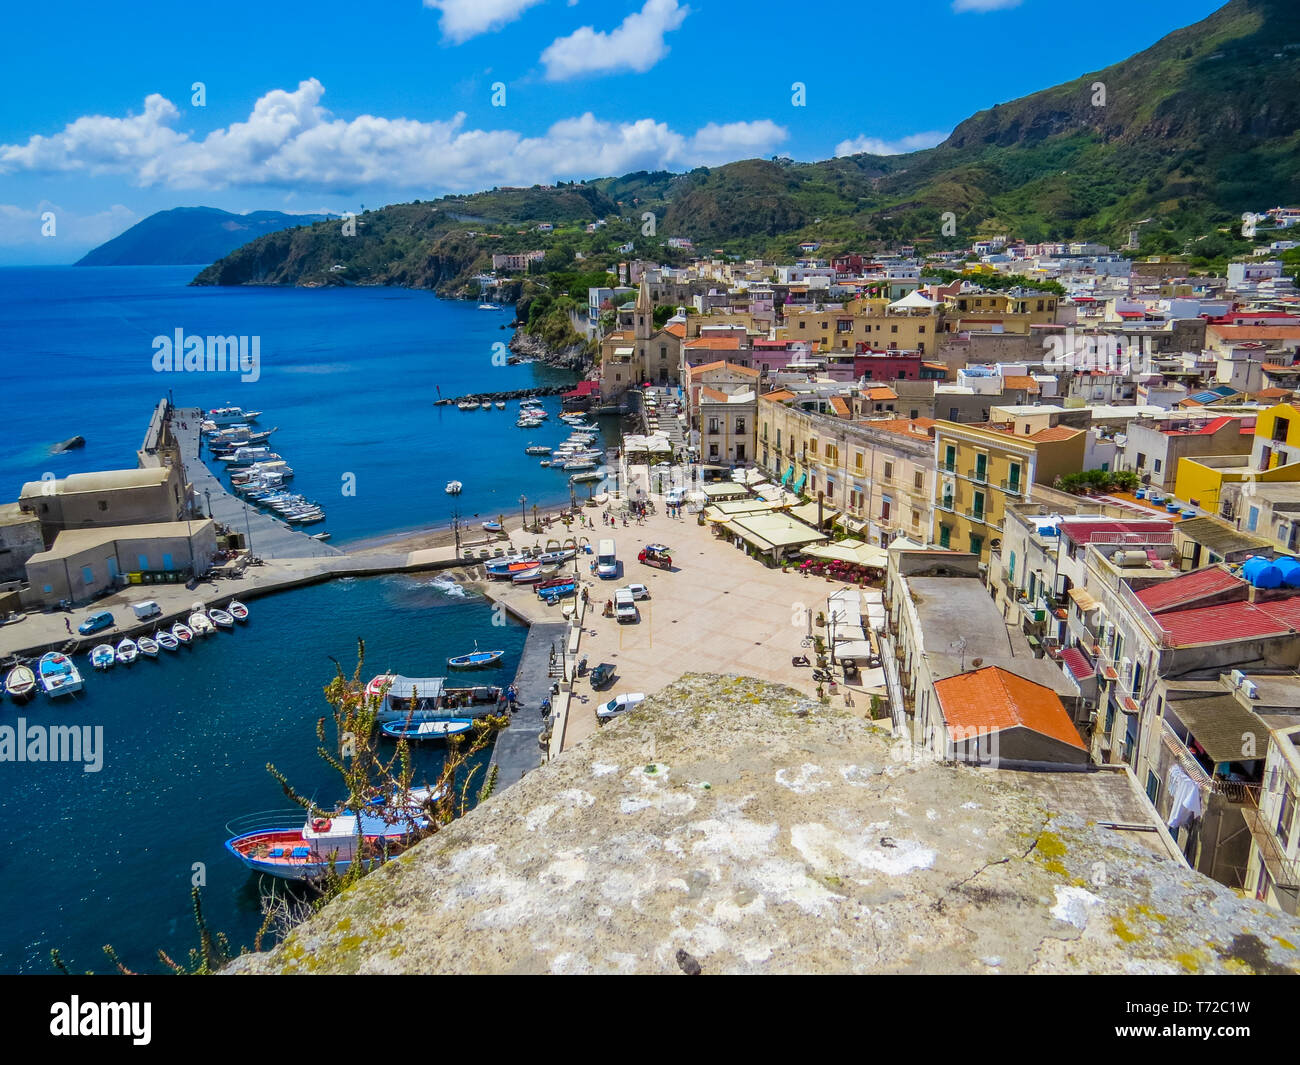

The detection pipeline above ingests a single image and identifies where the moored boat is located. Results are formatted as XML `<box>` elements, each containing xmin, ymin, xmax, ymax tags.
<box><xmin>227</xmin><ymin>600</ymin><xmax>249</xmax><ymax>622</ymax></box>
<box><xmin>365</xmin><ymin>674</ymin><xmax>504</xmax><ymax>721</ymax></box>
<box><xmin>155</xmin><ymin>629</ymin><xmax>180</xmax><ymax>652</ymax></box>
<box><xmin>90</xmin><ymin>644</ymin><xmax>116</xmax><ymax>671</ymax></box>
<box><xmin>38</xmin><ymin>652</ymin><xmax>83</xmax><ymax>697</ymax></box>
<box><xmin>115</xmin><ymin>638</ymin><xmax>139</xmax><ymax>665</ymax></box>
<box><xmin>172</xmin><ymin>621</ymin><xmax>194</xmax><ymax>645</ymax></box>
<box><xmin>380</xmin><ymin>718</ymin><xmax>476</xmax><ymax>741</ymax></box>
<box><xmin>189</xmin><ymin>611</ymin><xmax>216</xmax><ymax>637</ymax></box>
<box><xmin>445</xmin><ymin>480</ymin><xmax>463</xmax><ymax>495</ymax></box>
<box><xmin>481</xmin><ymin>520</ymin><xmax>503</xmax><ymax>533</ymax></box>
<box><xmin>447</xmin><ymin>647</ymin><xmax>505</xmax><ymax>670</ymax></box>
<box><xmin>511</xmin><ymin>563</ymin><xmax>544</xmax><ymax>584</ymax></box>
<box><xmin>137</xmin><ymin>635</ymin><xmax>160</xmax><ymax>658</ymax></box>
<box><xmin>4</xmin><ymin>663</ymin><xmax>36</xmax><ymax>703</ymax></box>
<box><xmin>209</xmin><ymin>608</ymin><xmax>235</xmax><ymax>629</ymax></box>
<box><xmin>524</xmin><ymin>445</ymin><xmax>552</xmax><ymax>455</ymax></box>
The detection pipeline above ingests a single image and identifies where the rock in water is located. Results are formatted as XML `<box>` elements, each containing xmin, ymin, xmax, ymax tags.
<box><xmin>51</xmin><ymin>436</ymin><xmax>85</xmax><ymax>454</ymax></box>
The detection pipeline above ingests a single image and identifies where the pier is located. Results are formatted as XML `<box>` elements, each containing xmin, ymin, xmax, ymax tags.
<box><xmin>433</xmin><ymin>385</ymin><xmax>572</xmax><ymax>407</ymax></box>
<box><xmin>490</xmin><ymin>621</ymin><xmax>569</xmax><ymax>787</ymax></box>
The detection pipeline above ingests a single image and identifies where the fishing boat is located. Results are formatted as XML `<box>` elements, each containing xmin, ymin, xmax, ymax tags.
<box><xmin>485</xmin><ymin>557</ymin><xmax>538</xmax><ymax>580</ymax></box>
<box><xmin>4</xmin><ymin>663</ymin><xmax>36</xmax><ymax>703</ymax></box>
<box><xmin>209</xmin><ymin>608</ymin><xmax>235</xmax><ymax>629</ymax></box>
<box><xmin>481</xmin><ymin>520</ymin><xmax>503</xmax><ymax>533</ymax></box>
<box><xmin>227</xmin><ymin>600</ymin><xmax>249</xmax><ymax>622</ymax></box>
<box><xmin>524</xmin><ymin>445</ymin><xmax>552</xmax><ymax>455</ymax></box>
<box><xmin>137</xmin><ymin>635</ymin><xmax>160</xmax><ymax>658</ymax></box>
<box><xmin>38</xmin><ymin>652</ymin><xmax>83</xmax><ymax>697</ymax></box>
<box><xmin>447</xmin><ymin>646</ymin><xmax>505</xmax><ymax>670</ymax></box>
<box><xmin>380</xmin><ymin>718</ymin><xmax>475</xmax><ymax>741</ymax></box>
<box><xmin>90</xmin><ymin>644</ymin><xmax>116</xmax><ymax>671</ymax></box>
<box><xmin>189</xmin><ymin>611</ymin><xmax>216</xmax><ymax>637</ymax></box>
<box><xmin>115</xmin><ymin>638</ymin><xmax>139</xmax><ymax>665</ymax></box>
<box><xmin>537</xmin><ymin>575</ymin><xmax>576</xmax><ymax>599</ymax></box>
<box><xmin>172</xmin><ymin>621</ymin><xmax>194</xmax><ymax>645</ymax></box>
<box><xmin>511</xmin><ymin>563</ymin><xmax>544</xmax><ymax>584</ymax></box>
<box><xmin>535</xmin><ymin>547</ymin><xmax>576</xmax><ymax>564</ymax></box>
<box><xmin>563</xmin><ymin>459</ymin><xmax>597</xmax><ymax>471</ymax></box>
<box><xmin>365</xmin><ymin>674</ymin><xmax>504</xmax><ymax>721</ymax></box>
<box><xmin>207</xmin><ymin>405</ymin><xmax>262</xmax><ymax>426</ymax></box>
<box><xmin>445</xmin><ymin>480</ymin><xmax>463</xmax><ymax>495</ymax></box>
<box><xmin>155</xmin><ymin>629</ymin><xmax>179</xmax><ymax>652</ymax></box>
<box><xmin>223</xmin><ymin>787</ymin><xmax>444</xmax><ymax>882</ymax></box>
<box><xmin>457</xmin><ymin>400</ymin><xmax>477</xmax><ymax>411</ymax></box>
<box><xmin>571</xmin><ymin>471</ymin><xmax>604</xmax><ymax>483</ymax></box>
<box><xmin>494</xmin><ymin>400</ymin><xmax>506</xmax><ymax>410</ymax></box>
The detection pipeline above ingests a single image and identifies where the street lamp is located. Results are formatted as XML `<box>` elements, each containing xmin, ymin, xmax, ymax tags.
<box><xmin>520</xmin><ymin>494</ymin><xmax>527</xmax><ymax>533</ymax></box>
<box><xmin>204</xmin><ymin>488</ymin><xmax>212</xmax><ymax>520</ymax></box>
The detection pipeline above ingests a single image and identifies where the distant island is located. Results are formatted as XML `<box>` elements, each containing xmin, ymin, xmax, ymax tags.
<box><xmin>76</xmin><ymin>206</ymin><xmax>336</xmax><ymax>267</ymax></box>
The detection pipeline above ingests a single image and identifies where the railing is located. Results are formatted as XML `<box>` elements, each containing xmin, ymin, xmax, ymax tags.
<box><xmin>1090</xmin><ymin>531</ymin><xmax>1174</xmax><ymax>546</ymax></box>
<box><xmin>936</xmin><ymin>498</ymin><xmax>956</xmax><ymax>513</ymax></box>
<box><xmin>1161</xmin><ymin>720</ymin><xmax>1212</xmax><ymax>787</ymax></box>
<box><xmin>965</xmin><ymin>508</ymin><xmax>987</xmax><ymax>524</ymax></box>
<box><xmin>966</xmin><ymin>467</ymin><xmax>989</xmax><ymax>484</ymax></box>
<box><xmin>940</xmin><ymin>460</ymin><xmax>957</xmax><ymax>474</ymax></box>
<box><xmin>1001</xmin><ymin>479</ymin><xmax>1022</xmax><ymax>495</ymax></box>
<box><xmin>1117</xmin><ymin>580</ymin><xmax>1177</xmax><ymax>648</ymax></box>
<box><xmin>1241</xmin><ymin>806</ymin><xmax>1300</xmax><ymax>889</ymax></box>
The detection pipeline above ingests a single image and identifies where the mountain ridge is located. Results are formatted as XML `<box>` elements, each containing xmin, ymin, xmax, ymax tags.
<box><xmin>77</xmin><ymin>206</ymin><xmax>335</xmax><ymax>266</ymax></box>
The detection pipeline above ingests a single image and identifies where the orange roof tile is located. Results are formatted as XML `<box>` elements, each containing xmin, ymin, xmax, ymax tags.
<box><xmin>1254</xmin><ymin>387</ymin><xmax>1294</xmax><ymax>399</ymax></box>
<box><xmin>1029</xmin><ymin>425</ymin><xmax>1083</xmax><ymax>443</ymax></box>
<box><xmin>684</xmin><ymin>336</ymin><xmax>743</xmax><ymax>350</ymax></box>
<box><xmin>1002</xmin><ymin>375</ymin><xmax>1040</xmax><ymax>392</ymax></box>
<box><xmin>829</xmin><ymin>396</ymin><xmax>850</xmax><ymax>417</ymax></box>
<box><xmin>761</xmin><ymin>389</ymin><xmax>797</xmax><ymax>402</ymax></box>
<box><xmin>698</xmin><ymin>386</ymin><xmax>731</xmax><ymax>402</ymax></box>
<box><xmin>687</xmin><ymin>360</ymin><xmax>760</xmax><ymax>377</ymax></box>
<box><xmin>866</xmin><ymin>418</ymin><xmax>936</xmax><ymax>440</ymax></box>
<box><xmin>935</xmin><ymin>667</ymin><xmax>1085</xmax><ymax>750</ymax></box>
<box><xmin>663</xmin><ymin>323</ymin><xmax>686</xmax><ymax>338</ymax></box>
<box><xmin>866</xmin><ymin>387</ymin><xmax>898</xmax><ymax>401</ymax></box>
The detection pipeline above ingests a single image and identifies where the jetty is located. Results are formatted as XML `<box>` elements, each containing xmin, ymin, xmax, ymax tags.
<box><xmin>490</xmin><ymin>621</ymin><xmax>569</xmax><ymax>787</ymax></box>
<box><xmin>433</xmin><ymin>385</ymin><xmax>571</xmax><ymax>407</ymax></box>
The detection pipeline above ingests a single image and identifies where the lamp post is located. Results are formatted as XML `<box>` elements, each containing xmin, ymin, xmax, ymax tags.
<box><xmin>242</xmin><ymin>504</ymin><xmax>253</xmax><ymax>552</ymax></box>
<box><xmin>204</xmin><ymin>488</ymin><xmax>212</xmax><ymax>520</ymax></box>
<box><xmin>520</xmin><ymin>494</ymin><xmax>527</xmax><ymax>533</ymax></box>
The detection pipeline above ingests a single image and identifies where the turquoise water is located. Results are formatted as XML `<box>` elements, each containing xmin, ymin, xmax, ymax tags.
<box><xmin>0</xmin><ymin>266</ymin><xmax>585</xmax><ymax>972</ymax></box>
<box><xmin>0</xmin><ymin>574</ymin><xmax>526</xmax><ymax>973</ymax></box>
<box><xmin>0</xmin><ymin>266</ymin><xmax>616</xmax><ymax>545</ymax></box>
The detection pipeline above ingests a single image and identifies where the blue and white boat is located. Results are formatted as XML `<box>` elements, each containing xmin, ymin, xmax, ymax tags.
<box><xmin>38</xmin><ymin>652</ymin><xmax>83</xmax><ymax>697</ymax></box>
<box><xmin>380</xmin><ymin>718</ymin><xmax>475</xmax><ymax>741</ymax></box>
<box><xmin>447</xmin><ymin>646</ymin><xmax>505</xmax><ymax>670</ymax></box>
<box><xmin>90</xmin><ymin>644</ymin><xmax>115</xmax><ymax>671</ymax></box>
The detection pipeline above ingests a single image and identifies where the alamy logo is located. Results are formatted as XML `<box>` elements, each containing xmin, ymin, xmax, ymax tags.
<box><xmin>1042</xmin><ymin>328</ymin><xmax>1154</xmax><ymax>373</ymax></box>
<box><xmin>151</xmin><ymin>328</ymin><xmax>261</xmax><ymax>383</ymax></box>
<box><xmin>50</xmin><ymin>997</ymin><xmax>150</xmax><ymax>1045</ymax></box>
<box><xmin>0</xmin><ymin>719</ymin><xmax>103</xmax><ymax>772</ymax></box>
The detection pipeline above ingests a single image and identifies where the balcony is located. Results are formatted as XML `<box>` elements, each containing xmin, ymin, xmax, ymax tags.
<box><xmin>1241</xmin><ymin>806</ymin><xmax>1300</xmax><ymax>889</ymax></box>
<box><xmin>940</xmin><ymin>459</ymin><xmax>957</xmax><ymax>474</ymax></box>
<box><xmin>964</xmin><ymin>508</ymin><xmax>987</xmax><ymax>524</ymax></box>
<box><xmin>966</xmin><ymin>467</ymin><xmax>989</xmax><ymax>485</ymax></box>
<box><xmin>1001</xmin><ymin>479</ymin><xmax>1023</xmax><ymax>496</ymax></box>
<box><xmin>936</xmin><ymin>497</ymin><xmax>956</xmax><ymax>514</ymax></box>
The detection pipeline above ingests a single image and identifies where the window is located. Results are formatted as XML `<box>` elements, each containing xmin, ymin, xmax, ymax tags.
<box><xmin>911</xmin><ymin>509</ymin><xmax>920</xmax><ymax>528</ymax></box>
<box><xmin>1153</xmin><ymin>458</ymin><xmax>1162</xmax><ymax>473</ymax></box>
<box><xmin>939</xmin><ymin>524</ymin><xmax>951</xmax><ymax>549</ymax></box>
<box><xmin>918</xmin><ymin>325</ymin><xmax>925</xmax><ymax>334</ymax></box>
<box><xmin>943</xmin><ymin>444</ymin><xmax>956</xmax><ymax>472</ymax></box>
<box><xmin>809</xmin><ymin>438</ymin><xmax>818</xmax><ymax>456</ymax></box>
<box><xmin>850</xmin><ymin>484</ymin><xmax>864</xmax><ymax>511</ymax></box>
<box><xmin>1278</xmin><ymin>781</ymin><xmax>1296</xmax><ymax>850</ymax></box>
<box><xmin>776</xmin><ymin>429</ymin><xmax>782</xmax><ymax>451</ymax></box>
<box><xmin>881</xmin><ymin>498</ymin><xmax>891</xmax><ymax>523</ymax></box>
<box><xmin>890</xmin><ymin>325</ymin><xmax>898</xmax><ymax>334</ymax></box>
<box><xmin>1136</xmin><ymin>452</ymin><xmax>1147</xmax><ymax>469</ymax></box>
<box><xmin>1146</xmin><ymin>771</ymin><xmax>1160</xmax><ymax>805</ymax></box>
<box><xmin>854</xmin><ymin>451</ymin><xmax>864</xmax><ymax>471</ymax></box>
<box><xmin>1248</xmin><ymin>506</ymin><xmax>1259</xmax><ymax>532</ymax></box>
<box><xmin>910</xmin><ymin>409</ymin><xmax>919</xmax><ymax>420</ymax></box>
<box><xmin>970</xmin><ymin>534</ymin><xmax>983</xmax><ymax>556</ymax></box>
<box><xmin>973</xmin><ymin>491</ymin><xmax>985</xmax><ymax>519</ymax></box>
<box><xmin>735</xmin><ymin>418</ymin><xmax>746</xmax><ymax>435</ymax></box>
<box><xmin>708</xmin><ymin>417</ymin><xmax>720</xmax><ymax>434</ymax></box>
<box><xmin>798</xmin><ymin>321</ymin><xmax>806</xmax><ymax>330</ymax></box>
<box><xmin>949</xmin><ymin>407</ymin><xmax>959</xmax><ymax>421</ymax></box>
<box><xmin>883</xmin><ymin>462</ymin><xmax>893</xmax><ymax>481</ymax></box>
<box><xmin>914</xmin><ymin>470</ymin><xmax>924</xmax><ymax>491</ymax></box>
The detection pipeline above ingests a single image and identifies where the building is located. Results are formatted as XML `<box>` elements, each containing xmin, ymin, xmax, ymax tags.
<box><xmin>17</xmin><ymin>467</ymin><xmax>188</xmax><ymax>548</ymax></box>
<box><xmin>685</xmin><ymin>362</ymin><xmax>759</xmax><ymax>466</ymax></box>
<box><xmin>23</xmin><ymin>519</ymin><xmax>217</xmax><ymax>608</ymax></box>
<box><xmin>1244</xmin><ymin>706</ymin><xmax>1300</xmax><ymax>913</ymax></box>
<box><xmin>1120</xmin><ymin>415</ymin><xmax>1255</xmax><ymax>490</ymax></box>
<box><xmin>0</xmin><ymin>503</ymin><xmax>43</xmax><ymax>584</ymax></box>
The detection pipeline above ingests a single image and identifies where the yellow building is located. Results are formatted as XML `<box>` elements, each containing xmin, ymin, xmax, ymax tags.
<box><xmin>1173</xmin><ymin>455</ymin><xmax>1300</xmax><ymax>518</ymax></box>
<box><xmin>1252</xmin><ymin>402</ymin><xmax>1300</xmax><ymax>471</ymax></box>
<box><xmin>932</xmin><ymin>423</ymin><xmax>1085</xmax><ymax>560</ymax></box>
<box><xmin>780</xmin><ymin>296</ymin><xmax>943</xmax><ymax>356</ymax></box>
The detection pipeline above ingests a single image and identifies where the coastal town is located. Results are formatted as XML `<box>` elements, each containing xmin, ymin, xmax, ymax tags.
<box><xmin>5</xmin><ymin>210</ymin><xmax>1300</xmax><ymax>932</ymax></box>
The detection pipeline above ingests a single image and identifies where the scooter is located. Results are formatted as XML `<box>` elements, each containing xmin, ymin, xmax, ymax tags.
<box><xmin>791</xmin><ymin>655</ymin><xmax>810</xmax><ymax>667</ymax></box>
<box><xmin>811</xmin><ymin>667</ymin><xmax>833</xmax><ymax>683</ymax></box>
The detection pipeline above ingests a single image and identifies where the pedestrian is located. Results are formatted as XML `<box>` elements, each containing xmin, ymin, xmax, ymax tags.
<box><xmin>64</xmin><ymin>618</ymin><xmax>72</xmax><ymax>634</ymax></box>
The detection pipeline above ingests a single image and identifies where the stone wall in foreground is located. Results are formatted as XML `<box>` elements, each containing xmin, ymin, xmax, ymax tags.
<box><xmin>228</xmin><ymin>674</ymin><xmax>1300</xmax><ymax>975</ymax></box>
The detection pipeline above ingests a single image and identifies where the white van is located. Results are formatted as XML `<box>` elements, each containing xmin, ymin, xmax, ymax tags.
<box><xmin>614</xmin><ymin>588</ymin><xmax>638</xmax><ymax>623</ymax></box>
<box><xmin>131</xmin><ymin>600</ymin><xmax>162</xmax><ymax>621</ymax></box>
<box><xmin>596</xmin><ymin>538</ymin><xmax>618</xmax><ymax>579</ymax></box>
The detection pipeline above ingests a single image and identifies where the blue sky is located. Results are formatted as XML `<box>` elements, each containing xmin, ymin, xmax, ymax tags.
<box><xmin>0</xmin><ymin>0</ymin><xmax>1225</xmax><ymax>263</ymax></box>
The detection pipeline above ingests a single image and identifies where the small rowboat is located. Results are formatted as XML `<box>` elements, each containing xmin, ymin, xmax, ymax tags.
<box><xmin>481</xmin><ymin>521</ymin><xmax>503</xmax><ymax>533</ymax></box>
<box><xmin>380</xmin><ymin>719</ymin><xmax>475</xmax><ymax>741</ymax></box>
<box><xmin>172</xmin><ymin>622</ymin><xmax>194</xmax><ymax>645</ymax></box>
<box><xmin>189</xmin><ymin>612</ymin><xmax>216</xmax><ymax>636</ymax></box>
<box><xmin>447</xmin><ymin>648</ymin><xmax>505</xmax><ymax>670</ymax></box>
<box><xmin>155</xmin><ymin>629</ymin><xmax>180</xmax><ymax>652</ymax></box>
<box><xmin>91</xmin><ymin>644</ymin><xmax>116</xmax><ymax>671</ymax></box>
<box><xmin>137</xmin><ymin>636</ymin><xmax>160</xmax><ymax>658</ymax></box>
<box><xmin>4</xmin><ymin>663</ymin><xmax>36</xmax><ymax>702</ymax></box>
<box><xmin>209</xmin><ymin>608</ymin><xmax>235</xmax><ymax>629</ymax></box>
<box><xmin>510</xmin><ymin>564</ymin><xmax>543</xmax><ymax>584</ymax></box>
<box><xmin>227</xmin><ymin>600</ymin><xmax>249</xmax><ymax>622</ymax></box>
<box><xmin>115</xmin><ymin>638</ymin><xmax>139</xmax><ymax>665</ymax></box>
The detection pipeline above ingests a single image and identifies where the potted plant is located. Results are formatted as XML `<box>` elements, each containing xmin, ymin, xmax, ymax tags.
<box><xmin>815</xmin><ymin>611</ymin><xmax>826</xmax><ymax>627</ymax></box>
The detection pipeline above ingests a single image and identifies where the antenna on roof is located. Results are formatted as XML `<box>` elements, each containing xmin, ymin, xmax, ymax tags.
<box><xmin>950</xmin><ymin>637</ymin><xmax>968</xmax><ymax>673</ymax></box>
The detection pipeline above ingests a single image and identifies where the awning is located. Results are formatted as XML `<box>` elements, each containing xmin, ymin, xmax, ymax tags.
<box><xmin>832</xmin><ymin>639</ymin><xmax>876</xmax><ymax>662</ymax></box>
<box><xmin>803</xmin><ymin>540</ymin><xmax>889</xmax><ymax>567</ymax></box>
<box><xmin>790</xmin><ymin>501</ymin><xmax>840</xmax><ymax>527</ymax></box>
<box><xmin>837</xmin><ymin>516</ymin><xmax>867</xmax><ymax>535</ymax></box>
<box><xmin>1167</xmin><ymin>697</ymin><xmax>1270</xmax><ymax>765</ymax></box>
<box><xmin>1067</xmin><ymin>587</ymin><xmax>1100</xmax><ymax>612</ymax></box>
<box><xmin>792</xmin><ymin>473</ymin><xmax>807</xmax><ymax>493</ymax></box>
<box><xmin>781</xmin><ymin>465</ymin><xmax>794</xmax><ymax>486</ymax></box>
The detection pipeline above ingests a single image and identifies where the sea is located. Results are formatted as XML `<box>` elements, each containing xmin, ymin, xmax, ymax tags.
<box><xmin>0</xmin><ymin>265</ymin><xmax>602</xmax><ymax>973</ymax></box>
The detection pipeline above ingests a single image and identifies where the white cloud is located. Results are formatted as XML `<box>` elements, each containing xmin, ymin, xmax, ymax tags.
<box><xmin>834</xmin><ymin>130</ymin><xmax>948</xmax><ymax>157</ymax></box>
<box><xmin>952</xmin><ymin>0</ymin><xmax>1021</xmax><ymax>12</ymax></box>
<box><xmin>423</xmin><ymin>0</ymin><xmax>545</xmax><ymax>43</ymax></box>
<box><xmin>0</xmin><ymin>81</ymin><xmax>788</xmax><ymax>194</ymax></box>
<box><xmin>0</xmin><ymin>201</ymin><xmax>137</xmax><ymax>246</ymax></box>
<box><xmin>541</xmin><ymin>0</ymin><xmax>688</xmax><ymax>81</ymax></box>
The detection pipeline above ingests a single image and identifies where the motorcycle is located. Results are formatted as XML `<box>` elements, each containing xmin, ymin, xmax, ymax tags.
<box><xmin>811</xmin><ymin>667</ymin><xmax>833</xmax><ymax>683</ymax></box>
<box><xmin>791</xmin><ymin>655</ymin><xmax>810</xmax><ymax>667</ymax></box>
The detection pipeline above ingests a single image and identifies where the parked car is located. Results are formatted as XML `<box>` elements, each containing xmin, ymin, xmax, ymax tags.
<box><xmin>597</xmin><ymin>692</ymin><xmax>647</xmax><ymax>722</ymax></box>
<box><xmin>625</xmin><ymin>583</ymin><xmax>651</xmax><ymax>601</ymax></box>
<box><xmin>614</xmin><ymin>588</ymin><xmax>638</xmax><ymax>623</ymax></box>
<box><xmin>78</xmin><ymin>611</ymin><xmax>115</xmax><ymax>635</ymax></box>
<box><xmin>589</xmin><ymin>662</ymin><xmax>617</xmax><ymax>689</ymax></box>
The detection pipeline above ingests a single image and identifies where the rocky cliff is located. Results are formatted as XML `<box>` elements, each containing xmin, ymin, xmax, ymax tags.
<box><xmin>228</xmin><ymin>675</ymin><xmax>1300</xmax><ymax>975</ymax></box>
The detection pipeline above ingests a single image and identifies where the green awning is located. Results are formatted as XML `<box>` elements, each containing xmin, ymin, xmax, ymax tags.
<box><xmin>781</xmin><ymin>465</ymin><xmax>794</xmax><ymax>486</ymax></box>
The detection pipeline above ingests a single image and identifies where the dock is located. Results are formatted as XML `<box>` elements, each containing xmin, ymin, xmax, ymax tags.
<box><xmin>490</xmin><ymin>621</ymin><xmax>569</xmax><ymax>788</ymax></box>
<box><xmin>173</xmin><ymin>407</ymin><xmax>340</xmax><ymax>559</ymax></box>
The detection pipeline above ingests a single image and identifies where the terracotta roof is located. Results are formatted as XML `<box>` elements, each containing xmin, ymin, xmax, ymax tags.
<box><xmin>699</xmin><ymin>386</ymin><xmax>731</xmax><ymax>403</ymax></box>
<box><xmin>684</xmin><ymin>336</ymin><xmax>743</xmax><ymax>350</ymax></box>
<box><xmin>1002</xmin><ymin>375</ymin><xmax>1040</xmax><ymax>392</ymax></box>
<box><xmin>1060</xmin><ymin>647</ymin><xmax>1095</xmax><ymax>681</ymax></box>
<box><xmin>1254</xmin><ymin>387</ymin><xmax>1295</xmax><ymax>399</ymax></box>
<box><xmin>1136</xmin><ymin>566</ymin><xmax>1243</xmax><ymax>614</ymax></box>
<box><xmin>1029</xmin><ymin>426</ymin><xmax>1083</xmax><ymax>443</ymax></box>
<box><xmin>934</xmin><ymin>667</ymin><xmax>1085</xmax><ymax>751</ymax></box>
<box><xmin>827</xmin><ymin>396</ymin><xmax>849</xmax><ymax>417</ymax></box>
<box><xmin>688</xmin><ymin>360</ymin><xmax>760</xmax><ymax>376</ymax></box>
<box><xmin>868</xmin><ymin>417</ymin><xmax>937</xmax><ymax>441</ymax></box>
<box><xmin>1210</xmin><ymin>326</ymin><xmax>1300</xmax><ymax>340</ymax></box>
<box><xmin>866</xmin><ymin>387</ymin><xmax>898</xmax><ymax>401</ymax></box>
<box><xmin>663</xmin><ymin>323</ymin><xmax>686</xmax><ymax>338</ymax></box>
<box><xmin>761</xmin><ymin>389</ymin><xmax>797</xmax><ymax>402</ymax></box>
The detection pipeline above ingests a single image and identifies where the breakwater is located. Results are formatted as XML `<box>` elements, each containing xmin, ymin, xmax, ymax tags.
<box><xmin>433</xmin><ymin>385</ymin><xmax>573</xmax><ymax>406</ymax></box>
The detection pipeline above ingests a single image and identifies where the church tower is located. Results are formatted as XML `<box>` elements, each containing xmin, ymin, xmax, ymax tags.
<box><xmin>635</xmin><ymin>279</ymin><xmax>653</xmax><ymax>382</ymax></box>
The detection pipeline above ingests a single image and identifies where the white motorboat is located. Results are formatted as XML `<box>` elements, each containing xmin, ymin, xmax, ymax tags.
<box><xmin>209</xmin><ymin>608</ymin><xmax>235</xmax><ymax>629</ymax></box>
<box><xmin>115</xmin><ymin>638</ymin><xmax>139</xmax><ymax>665</ymax></box>
<box><xmin>38</xmin><ymin>652</ymin><xmax>83</xmax><ymax>697</ymax></box>
<box><xmin>445</xmin><ymin>481</ymin><xmax>463</xmax><ymax>495</ymax></box>
<box><xmin>189</xmin><ymin>611</ymin><xmax>216</xmax><ymax>637</ymax></box>
<box><xmin>90</xmin><ymin>644</ymin><xmax>116</xmax><ymax>671</ymax></box>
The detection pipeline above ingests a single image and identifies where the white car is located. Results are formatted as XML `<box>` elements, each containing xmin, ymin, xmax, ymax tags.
<box><xmin>625</xmin><ymin>583</ymin><xmax>651</xmax><ymax>601</ymax></box>
<box><xmin>597</xmin><ymin>692</ymin><xmax>646</xmax><ymax>721</ymax></box>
